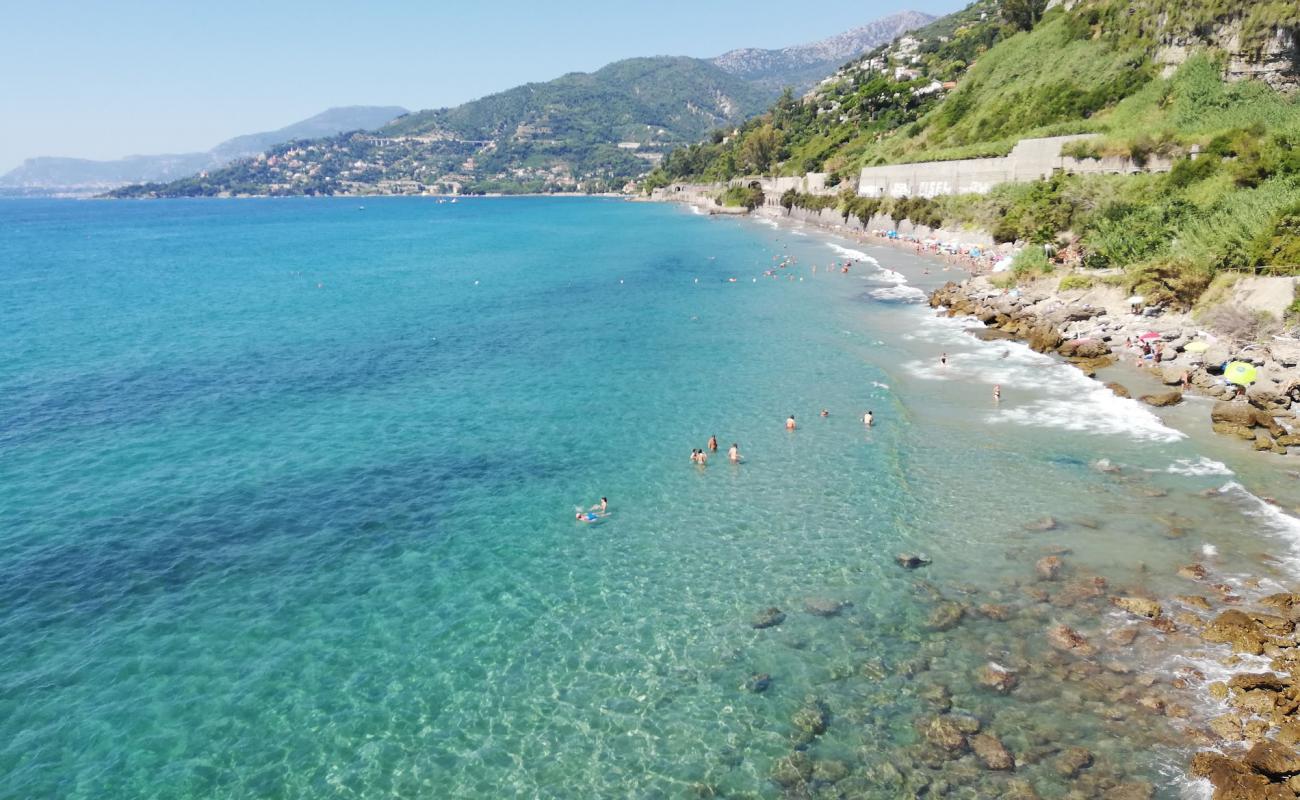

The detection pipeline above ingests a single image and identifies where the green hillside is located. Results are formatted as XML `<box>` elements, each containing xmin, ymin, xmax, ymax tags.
<box><xmin>110</xmin><ymin>57</ymin><xmax>777</xmax><ymax>197</ymax></box>
<box><xmin>650</xmin><ymin>0</ymin><xmax>1300</xmax><ymax>306</ymax></box>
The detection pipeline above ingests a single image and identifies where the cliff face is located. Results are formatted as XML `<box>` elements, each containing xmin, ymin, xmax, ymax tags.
<box><xmin>1156</xmin><ymin>17</ymin><xmax>1298</xmax><ymax>91</ymax></box>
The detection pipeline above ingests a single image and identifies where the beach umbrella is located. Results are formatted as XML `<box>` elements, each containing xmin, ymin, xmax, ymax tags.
<box><xmin>1184</xmin><ymin>340</ymin><xmax>1210</xmax><ymax>353</ymax></box>
<box><xmin>1224</xmin><ymin>361</ymin><xmax>1258</xmax><ymax>386</ymax></box>
<box><xmin>1138</xmin><ymin>331</ymin><xmax>1162</xmax><ymax>341</ymax></box>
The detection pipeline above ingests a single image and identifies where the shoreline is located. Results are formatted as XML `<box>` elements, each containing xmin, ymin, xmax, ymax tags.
<box><xmin>659</xmin><ymin>189</ymin><xmax>1300</xmax><ymax>798</ymax></box>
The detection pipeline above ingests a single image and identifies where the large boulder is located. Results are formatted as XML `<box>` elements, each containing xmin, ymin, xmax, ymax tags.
<box><xmin>1058</xmin><ymin>338</ymin><xmax>1111</xmax><ymax>359</ymax></box>
<box><xmin>1202</xmin><ymin>610</ymin><xmax>1267</xmax><ymax>655</ymax></box>
<box><xmin>1190</xmin><ymin>752</ymin><xmax>1292</xmax><ymax>800</ymax></box>
<box><xmin>1141</xmin><ymin>390</ymin><xmax>1183</xmax><ymax>407</ymax></box>
<box><xmin>1027</xmin><ymin>324</ymin><xmax>1063</xmax><ymax>354</ymax></box>
<box><xmin>1212</xmin><ymin>401</ymin><xmax>1287</xmax><ymax>437</ymax></box>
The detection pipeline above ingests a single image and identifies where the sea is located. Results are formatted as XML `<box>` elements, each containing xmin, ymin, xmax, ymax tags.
<box><xmin>3</xmin><ymin>196</ymin><xmax>1299</xmax><ymax>799</ymax></box>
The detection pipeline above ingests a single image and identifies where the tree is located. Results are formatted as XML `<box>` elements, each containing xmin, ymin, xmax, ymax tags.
<box><xmin>1001</xmin><ymin>0</ymin><xmax>1047</xmax><ymax>31</ymax></box>
<box><xmin>737</xmin><ymin>124</ymin><xmax>783</xmax><ymax>174</ymax></box>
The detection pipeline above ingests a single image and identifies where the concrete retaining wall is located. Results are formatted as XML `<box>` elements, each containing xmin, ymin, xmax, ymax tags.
<box><xmin>857</xmin><ymin>135</ymin><xmax>1173</xmax><ymax>198</ymax></box>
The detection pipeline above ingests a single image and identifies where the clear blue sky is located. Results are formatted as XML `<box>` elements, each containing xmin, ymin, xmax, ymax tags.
<box><xmin>0</xmin><ymin>0</ymin><xmax>964</xmax><ymax>172</ymax></box>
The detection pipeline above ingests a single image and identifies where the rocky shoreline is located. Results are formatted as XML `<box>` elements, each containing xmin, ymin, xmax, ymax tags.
<box><xmin>929</xmin><ymin>278</ymin><xmax>1300</xmax><ymax>458</ymax></box>
<box><xmin>919</xmin><ymin>276</ymin><xmax>1300</xmax><ymax>799</ymax></box>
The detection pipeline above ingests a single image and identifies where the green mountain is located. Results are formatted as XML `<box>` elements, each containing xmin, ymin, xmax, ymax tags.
<box><xmin>2</xmin><ymin>106</ymin><xmax>407</xmax><ymax>195</ymax></box>
<box><xmin>652</xmin><ymin>0</ymin><xmax>1300</xmax><ymax>306</ymax></box>
<box><xmin>108</xmin><ymin>13</ymin><xmax>934</xmax><ymax>198</ymax></box>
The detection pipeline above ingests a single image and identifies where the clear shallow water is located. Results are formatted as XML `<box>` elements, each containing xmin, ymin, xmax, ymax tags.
<box><xmin>3</xmin><ymin>197</ymin><xmax>1299</xmax><ymax>799</ymax></box>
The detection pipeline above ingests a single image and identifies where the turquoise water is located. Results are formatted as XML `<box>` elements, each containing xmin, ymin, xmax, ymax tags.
<box><xmin>3</xmin><ymin>197</ymin><xmax>1299</xmax><ymax>799</ymax></box>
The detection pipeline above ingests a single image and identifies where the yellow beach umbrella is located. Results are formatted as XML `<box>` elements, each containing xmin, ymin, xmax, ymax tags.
<box><xmin>1184</xmin><ymin>340</ymin><xmax>1210</xmax><ymax>353</ymax></box>
<box><xmin>1224</xmin><ymin>361</ymin><xmax>1258</xmax><ymax>386</ymax></box>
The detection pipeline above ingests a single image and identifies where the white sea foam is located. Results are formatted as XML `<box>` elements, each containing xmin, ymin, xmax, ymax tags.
<box><xmin>826</xmin><ymin>243</ymin><xmax>880</xmax><ymax>266</ymax></box>
<box><xmin>869</xmin><ymin>285</ymin><xmax>927</xmax><ymax>303</ymax></box>
<box><xmin>1218</xmin><ymin>481</ymin><xmax>1300</xmax><ymax>568</ymax></box>
<box><xmin>869</xmin><ymin>268</ymin><xmax>908</xmax><ymax>285</ymax></box>
<box><xmin>688</xmin><ymin>205</ymin><xmax>705</xmax><ymax>216</ymax></box>
<box><xmin>752</xmin><ymin>217</ymin><xmax>779</xmax><ymax>229</ymax></box>
<box><xmin>904</xmin><ymin>313</ymin><xmax>1186</xmax><ymax>443</ymax></box>
<box><xmin>791</xmin><ymin>230</ymin><xmax>808</xmax><ymax>237</ymax></box>
<box><xmin>1166</xmin><ymin>457</ymin><xmax>1234</xmax><ymax>477</ymax></box>
<box><xmin>871</xmin><ymin>381</ymin><xmax>890</xmax><ymax>390</ymax></box>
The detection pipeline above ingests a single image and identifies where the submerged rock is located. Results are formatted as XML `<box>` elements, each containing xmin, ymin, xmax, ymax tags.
<box><xmin>927</xmin><ymin>602</ymin><xmax>965</xmax><ymax>631</ymax></box>
<box><xmin>924</xmin><ymin>715</ymin><xmax>970</xmax><ymax>753</ymax></box>
<box><xmin>791</xmin><ymin>696</ymin><xmax>830</xmax><ymax>743</ymax></box>
<box><xmin>970</xmin><ymin>732</ymin><xmax>1015</xmax><ymax>770</ymax></box>
<box><xmin>769</xmin><ymin>751</ymin><xmax>812</xmax><ymax>788</ymax></box>
<box><xmin>1055</xmin><ymin>746</ymin><xmax>1094</xmax><ymax>778</ymax></box>
<box><xmin>1023</xmin><ymin>516</ymin><xmax>1059</xmax><ymax>532</ymax></box>
<box><xmin>1036</xmin><ymin>555</ymin><xmax>1065</xmax><ymax>580</ymax></box>
<box><xmin>977</xmin><ymin>662</ymin><xmax>1019</xmax><ymax>694</ymax></box>
<box><xmin>1047</xmin><ymin>624</ymin><xmax>1096</xmax><ymax>656</ymax></box>
<box><xmin>895</xmin><ymin>552</ymin><xmax>932</xmax><ymax>569</ymax></box>
<box><xmin>743</xmin><ymin>673</ymin><xmax>772</xmax><ymax>693</ymax></box>
<box><xmin>804</xmin><ymin>598</ymin><xmax>850</xmax><ymax>617</ymax></box>
<box><xmin>751</xmin><ymin>607</ymin><xmax>786</xmax><ymax>629</ymax></box>
<box><xmin>1105</xmin><ymin>382</ymin><xmax>1132</xmax><ymax>398</ymax></box>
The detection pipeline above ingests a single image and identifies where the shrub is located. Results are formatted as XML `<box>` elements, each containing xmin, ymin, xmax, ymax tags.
<box><xmin>1012</xmin><ymin>246</ymin><xmax>1054</xmax><ymax>276</ymax></box>
<box><xmin>1057</xmin><ymin>274</ymin><xmax>1095</xmax><ymax>291</ymax></box>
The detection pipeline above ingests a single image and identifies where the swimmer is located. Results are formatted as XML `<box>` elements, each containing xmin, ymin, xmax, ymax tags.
<box><xmin>820</xmin><ymin>409</ymin><xmax>829</xmax><ymax>417</ymax></box>
<box><xmin>863</xmin><ymin>410</ymin><xmax>874</xmax><ymax>427</ymax></box>
<box><xmin>728</xmin><ymin>443</ymin><xmax>740</xmax><ymax>463</ymax></box>
<box><xmin>940</xmin><ymin>352</ymin><xmax>948</xmax><ymax>366</ymax></box>
<box><xmin>589</xmin><ymin>496</ymin><xmax>608</xmax><ymax>513</ymax></box>
<box><xmin>786</xmin><ymin>415</ymin><xmax>797</xmax><ymax>430</ymax></box>
<box><xmin>993</xmin><ymin>384</ymin><xmax>1001</xmax><ymax>402</ymax></box>
<box><xmin>708</xmin><ymin>435</ymin><xmax>718</xmax><ymax>452</ymax></box>
<box><xmin>576</xmin><ymin>511</ymin><xmax>600</xmax><ymax>523</ymax></box>
<box><xmin>697</xmin><ymin>449</ymin><xmax>709</xmax><ymax>465</ymax></box>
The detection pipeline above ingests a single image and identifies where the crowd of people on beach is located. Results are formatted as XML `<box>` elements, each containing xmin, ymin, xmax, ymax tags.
<box><xmin>871</xmin><ymin>229</ymin><xmax>1006</xmax><ymax>272</ymax></box>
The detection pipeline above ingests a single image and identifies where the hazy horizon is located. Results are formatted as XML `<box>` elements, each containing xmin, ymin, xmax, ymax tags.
<box><xmin>0</xmin><ymin>0</ymin><xmax>961</xmax><ymax>173</ymax></box>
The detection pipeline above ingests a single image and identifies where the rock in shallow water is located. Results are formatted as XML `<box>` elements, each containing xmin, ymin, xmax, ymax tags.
<box><xmin>1023</xmin><ymin>516</ymin><xmax>1059</xmax><ymax>531</ymax></box>
<box><xmin>970</xmin><ymin>732</ymin><xmax>1015</xmax><ymax>770</ymax></box>
<box><xmin>743</xmin><ymin>673</ymin><xmax>771</xmax><ymax>693</ymax></box>
<box><xmin>927</xmin><ymin>602</ymin><xmax>965</xmax><ymax>631</ymax></box>
<box><xmin>1054</xmin><ymin>746</ymin><xmax>1094</xmax><ymax>778</ymax></box>
<box><xmin>977</xmin><ymin>662</ymin><xmax>1019</xmax><ymax>694</ymax></box>
<box><xmin>1112</xmin><ymin>596</ymin><xmax>1163</xmax><ymax>619</ymax></box>
<box><xmin>1036</xmin><ymin>555</ymin><xmax>1064</xmax><ymax>580</ymax></box>
<box><xmin>803</xmin><ymin>597</ymin><xmax>850</xmax><ymax>617</ymax></box>
<box><xmin>895</xmin><ymin>552</ymin><xmax>932</xmax><ymax>569</ymax></box>
<box><xmin>750</xmin><ymin>607</ymin><xmax>785</xmax><ymax>629</ymax></box>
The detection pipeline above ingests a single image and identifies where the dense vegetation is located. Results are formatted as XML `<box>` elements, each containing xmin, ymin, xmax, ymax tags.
<box><xmin>649</xmin><ymin>0</ymin><xmax>1300</xmax><ymax>307</ymax></box>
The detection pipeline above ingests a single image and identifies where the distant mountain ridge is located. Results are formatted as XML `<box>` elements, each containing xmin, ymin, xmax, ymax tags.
<box><xmin>711</xmin><ymin>10</ymin><xmax>937</xmax><ymax>88</ymax></box>
<box><xmin>108</xmin><ymin>11</ymin><xmax>934</xmax><ymax>198</ymax></box>
<box><xmin>1</xmin><ymin>106</ymin><xmax>408</xmax><ymax>194</ymax></box>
